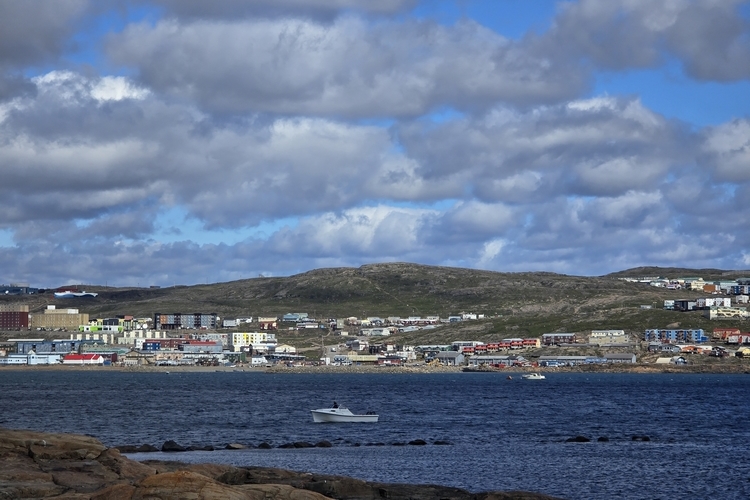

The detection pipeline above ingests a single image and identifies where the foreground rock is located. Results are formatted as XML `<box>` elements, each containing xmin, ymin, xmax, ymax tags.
<box><xmin>0</xmin><ymin>427</ymin><xmax>564</xmax><ymax>499</ymax></box>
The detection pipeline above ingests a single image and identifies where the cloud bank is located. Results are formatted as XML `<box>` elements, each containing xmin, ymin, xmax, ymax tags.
<box><xmin>1</xmin><ymin>0</ymin><xmax>750</xmax><ymax>287</ymax></box>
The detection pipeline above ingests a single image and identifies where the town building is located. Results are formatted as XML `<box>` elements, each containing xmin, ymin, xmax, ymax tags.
<box><xmin>0</xmin><ymin>304</ymin><xmax>29</xmax><ymax>330</ymax></box>
<box><xmin>435</xmin><ymin>351</ymin><xmax>464</xmax><ymax>366</ymax></box>
<box><xmin>541</xmin><ymin>333</ymin><xmax>577</xmax><ymax>345</ymax></box>
<box><xmin>644</xmin><ymin>329</ymin><xmax>708</xmax><ymax>343</ymax></box>
<box><xmin>230</xmin><ymin>331</ymin><xmax>277</xmax><ymax>353</ymax></box>
<box><xmin>589</xmin><ymin>330</ymin><xmax>630</xmax><ymax>345</ymax></box>
<box><xmin>62</xmin><ymin>353</ymin><xmax>104</xmax><ymax>365</ymax></box>
<box><xmin>258</xmin><ymin>317</ymin><xmax>278</xmax><ymax>330</ymax></box>
<box><xmin>154</xmin><ymin>312</ymin><xmax>217</xmax><ymax>330</ymax></box>
<box><xmin>31</xmin><ymin>306</ymin><xmax>89</xmax><ymax>331</ymax></box>
<box><xmin>704</xmin><ymin>307</ymin><xmax>749</xmax><ymax>320</ymax></box>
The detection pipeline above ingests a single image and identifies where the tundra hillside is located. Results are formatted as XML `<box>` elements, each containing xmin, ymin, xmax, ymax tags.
<box><xmin>1</xmin><ymin>263</ymin><xmax>746</xmax><ymax>348</ymax></box>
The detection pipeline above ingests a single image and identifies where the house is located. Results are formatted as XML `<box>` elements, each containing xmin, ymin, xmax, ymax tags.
<box><xmin>435</xmin><ymin>351</ymin><xmax>464</xmax><ymax>366</ymax></box>
<box><xmin>648</xmin><ymin>342</ymin><xmax>681</xmax><ymax>353</ymax></box>
<box><xmin>377</xmin><ymin>355</ymin><xmax>404</xmax><ymax>366</ymax></box>
<box><xmin>361</xmin><ymin>327</ymin><xmax>392</xmax><ymax>337</ymax></box>
<box><xmin>282</xmin><ymin>313</ymin><xmax>308</xmax><ymax>322</ymax></box>
<box><xmin>258</xmin><ymin>317</ymin><xmax>278</xmax><ymax>330</ymax></box>
<box><xmin>62</xmin><ymin>353</ymin><xmax>104</xmax><ymax>365</ymax></box>
<box><xmin>250</xmin><ymin>355</ymin><xmax>268</xmax><ymax>366</ymax></box>
<box><xmin>274</xmin><ymin>344</ymin><xmax>297</xmax><ymax>354</ymax></box>
<box><xmin>122</xmin><ymin>350</ymin><xmax>156</xmax><ymax>366</ymax></box>
<box><xmin>673</xmin><ymin>300</ymin><xmax>697</xmax><ymax>311</ymax></box>
<box><xmin>541</xmin><ymin>333</ymin><xmax>577</xmax><ymax>345</ymax></box>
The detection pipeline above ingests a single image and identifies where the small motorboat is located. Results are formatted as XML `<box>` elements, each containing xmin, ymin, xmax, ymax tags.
<box><xmin>311</xmin><ymin>404</ymin><xmax>378</xmax><ymax>423</ymax></box>
<box><xmin>521</xmin><ymin>373</ymin><xmax>546</xmax><ymax>380</ymax></box>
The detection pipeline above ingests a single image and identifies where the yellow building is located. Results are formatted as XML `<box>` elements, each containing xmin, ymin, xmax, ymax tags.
<box><xmin>31</xmin><ymin>305</ymin><xmax>89</xmax><ymax>330</ymax></box>
<box><xmin>230</xmin><ymin>331</ymin><xmax>277</xmax><ymax>352</ymax></box>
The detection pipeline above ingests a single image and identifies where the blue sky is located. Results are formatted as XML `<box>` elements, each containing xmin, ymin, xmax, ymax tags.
<box><xmin>1</xmin><ymin>0</ymin><xmax>750</xmax><ymax>287</ymax></box>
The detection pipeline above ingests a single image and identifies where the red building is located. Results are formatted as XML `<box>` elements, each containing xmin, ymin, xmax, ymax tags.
<box><xmin>0</xmin><ymin>311</ymin><xmax>29</xmax><ymax>330</ymax></box>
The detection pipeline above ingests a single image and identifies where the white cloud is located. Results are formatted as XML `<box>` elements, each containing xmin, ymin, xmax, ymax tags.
<box><xmin>106</xmin><ymin>16</ymin><xmax>585</xmax><ymax>117</ymax></box>
<box><xmin>91</xmin><ymin>76</ymin><xmax>150</xmax><ymax>102</ymax></box>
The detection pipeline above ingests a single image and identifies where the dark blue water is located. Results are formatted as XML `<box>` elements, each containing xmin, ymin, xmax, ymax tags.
<box><xmin>1</xmin><ymin>371</ymin><xmax>749</xmax><ymax>499</ymax></box>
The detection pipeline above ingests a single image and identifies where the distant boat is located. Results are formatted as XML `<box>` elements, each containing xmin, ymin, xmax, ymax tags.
<box><xmin>311</xmin><ymin>404</ymin><xmax>378</xmax><ymax>423</ymax></box>
<box><xmin>54</xmin><ymin>290</ymin><xmax>98</xmax><ymax>299</ymax></box>
<box><xmin>521</xmin><ymin>373</ymin><xmax>546</xmax><ymax>380</ymax></box>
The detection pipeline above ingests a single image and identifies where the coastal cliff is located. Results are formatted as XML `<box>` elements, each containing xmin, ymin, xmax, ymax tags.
<box><xmin>0</xmin><ymin>427</ymin><xmax>562</xmax><ymax>500</ymax></box>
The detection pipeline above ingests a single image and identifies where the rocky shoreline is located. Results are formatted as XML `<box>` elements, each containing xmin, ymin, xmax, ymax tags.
<box><xmin>0</xmin><ymin>427</ymin><xmax>562</xmax><ymax>499</ymax></box>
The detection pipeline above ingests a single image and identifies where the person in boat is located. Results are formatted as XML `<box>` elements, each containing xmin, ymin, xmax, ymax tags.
<box><xmin>332</xmin><ymin>401</ymin><xmax>339</xmax><ymax>408</ymax></box>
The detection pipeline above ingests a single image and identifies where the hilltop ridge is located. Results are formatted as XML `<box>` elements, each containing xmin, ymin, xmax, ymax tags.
<box><xmin>1</xmin><ymin>263</ymin><xmax>739</xmax><ymax>342</ymax></box>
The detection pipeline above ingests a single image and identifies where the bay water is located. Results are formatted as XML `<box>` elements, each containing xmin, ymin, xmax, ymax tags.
<box><xmin>1</xmin><ymin>370</ymin><xmax>748</xmax><ymax>499</ymax></box>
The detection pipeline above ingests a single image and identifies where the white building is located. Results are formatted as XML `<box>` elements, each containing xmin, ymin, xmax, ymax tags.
<box><xmin>696</xmin><ymin>297</ymin><xmax>732</xmax><ymax>308</ymax></box>
<box><xmin>589</xmin><ymin>330</ymin><xmax>630</xmax><ymax>345</ymax></box>
<box><xmin>274</xmin><ymin>344</ymin><xmax>297</xmax><ymax>354</ymax></box>
<box><xmin>0</xmin><ymin>354</ymin><xmax>62</xmax><ymax>365</ymax></box>
<box><xmin>361</xmin><ymin>327</ymin><xmax>392</xmax><ymax>337</ymax></box>
<box><xmin>704</xmin><ymin>307</ymin><xmax>749</xmax><ymax>320</ymax></box>
<box><xmin>250</xmin><ymin>355</ymin><xmax>268</xmax><ymax>366</ymax></box>
<box><xmin>230</xmin><ymin>332</ymin><xmax>277</xmax><ymax>352</ymax></box>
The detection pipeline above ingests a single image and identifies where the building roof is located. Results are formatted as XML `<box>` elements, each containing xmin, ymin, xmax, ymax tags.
<box><xmin>604</xmin><ymin>353</ymin><xmax>636</xmax><ymax>359</ymax></box>
<box><xmin>63</xmin><ymin>353</ymin><xmax>102</xmax><ymax>360</ymax></box>
<box><xmin>436</xmin><ymin>351</ymin><xmax>462</xmax><ymax>358</ymax></box>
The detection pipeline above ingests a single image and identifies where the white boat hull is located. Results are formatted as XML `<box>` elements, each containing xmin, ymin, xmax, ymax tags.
<box><xmin>311</xmin><ymin>407</ymin><xmax>378</xmax><ymax>423</ymax></box>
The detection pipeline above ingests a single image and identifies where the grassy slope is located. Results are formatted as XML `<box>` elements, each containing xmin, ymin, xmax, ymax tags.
<box><xmin>1</xmin><ymin>263</ymin><xmax>746</xmax><ymax>345</ymax></box>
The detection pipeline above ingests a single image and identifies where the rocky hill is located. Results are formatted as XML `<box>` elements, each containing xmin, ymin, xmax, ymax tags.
<box><xmin>1</xmin><ymin>263</ymin><xmax>742</xmax><ymax>343</ymax></box>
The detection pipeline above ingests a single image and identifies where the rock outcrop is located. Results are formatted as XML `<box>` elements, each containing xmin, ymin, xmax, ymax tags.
<box><xmin>0</xmin><ymin>427</ymin><xmax>564</xmax><ymax>499</ymax></box>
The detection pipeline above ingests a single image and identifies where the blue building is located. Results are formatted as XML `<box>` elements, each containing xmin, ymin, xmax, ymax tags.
<box><xmin>644</xmin><ymin>329</ymin><xmax>708</xmax><ymax>343</ymax></box>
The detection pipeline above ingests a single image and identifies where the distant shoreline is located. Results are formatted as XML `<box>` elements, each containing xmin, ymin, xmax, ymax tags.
<box><xmin>2</xmin><ymin>362</ymin><xmax>748</xmax><ymax>375</ymax></box>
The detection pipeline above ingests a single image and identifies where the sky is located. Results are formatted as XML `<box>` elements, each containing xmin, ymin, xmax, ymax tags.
<box><xmin>1</xmin><ymin>0</ymin><xmax>750</xmax><ymax>288</ymax></box>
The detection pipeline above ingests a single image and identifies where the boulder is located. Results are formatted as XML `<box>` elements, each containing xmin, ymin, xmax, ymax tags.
<box><xmin>408</xmin><ymin>439</ymin><xmax>427</xmax><ymax>446</ymax></box>
<box><xmin>565</xmin><ymin>436</ymin><xmax>591</xmax><ymax>443</ymax></box>
<box><xmin>597</xmin><ymin>436</ymin><xmax>610</xmax><ymax>442</ymax></box>
<box><xmin>161</xmin><ymin>439</ymin><xmax>187</xmax><ymax>452</ymax></box>
<box><xmin>314</xmin><ymin>440</ymin><xmax>332</xmax><ymax>448</ymax></box>
<box><xmin>0</xmin><ymin>427</ymin><xmax>106</xmax><ymax>461</ymax></box>
<box><xmin>96</xmin><ymin>448</ymin><xmax>157</xmax><ymax>481</ymax></box>
<box><xmin>293</xmin><ymin>441</ymin><xmax>314</xmax><ymax>448</ymax></box>
<box><xmin>112</xmin><ymin>444</ymin><xmax>138</xmax><ymax>453</ymax></box>
<box><xmin>133</xmin><ymin>470</ymin><xmax>254</xmax><ymax>500</ymax></box>
<box><xmin>136</xmin><ymin>444</ymin><xmax>159</xmax><ymax>453</ymax></box>
<box><xmin>257</xmin><ymin>442</ymin><xmax>272</xmax><ymax>449</ymax></box>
